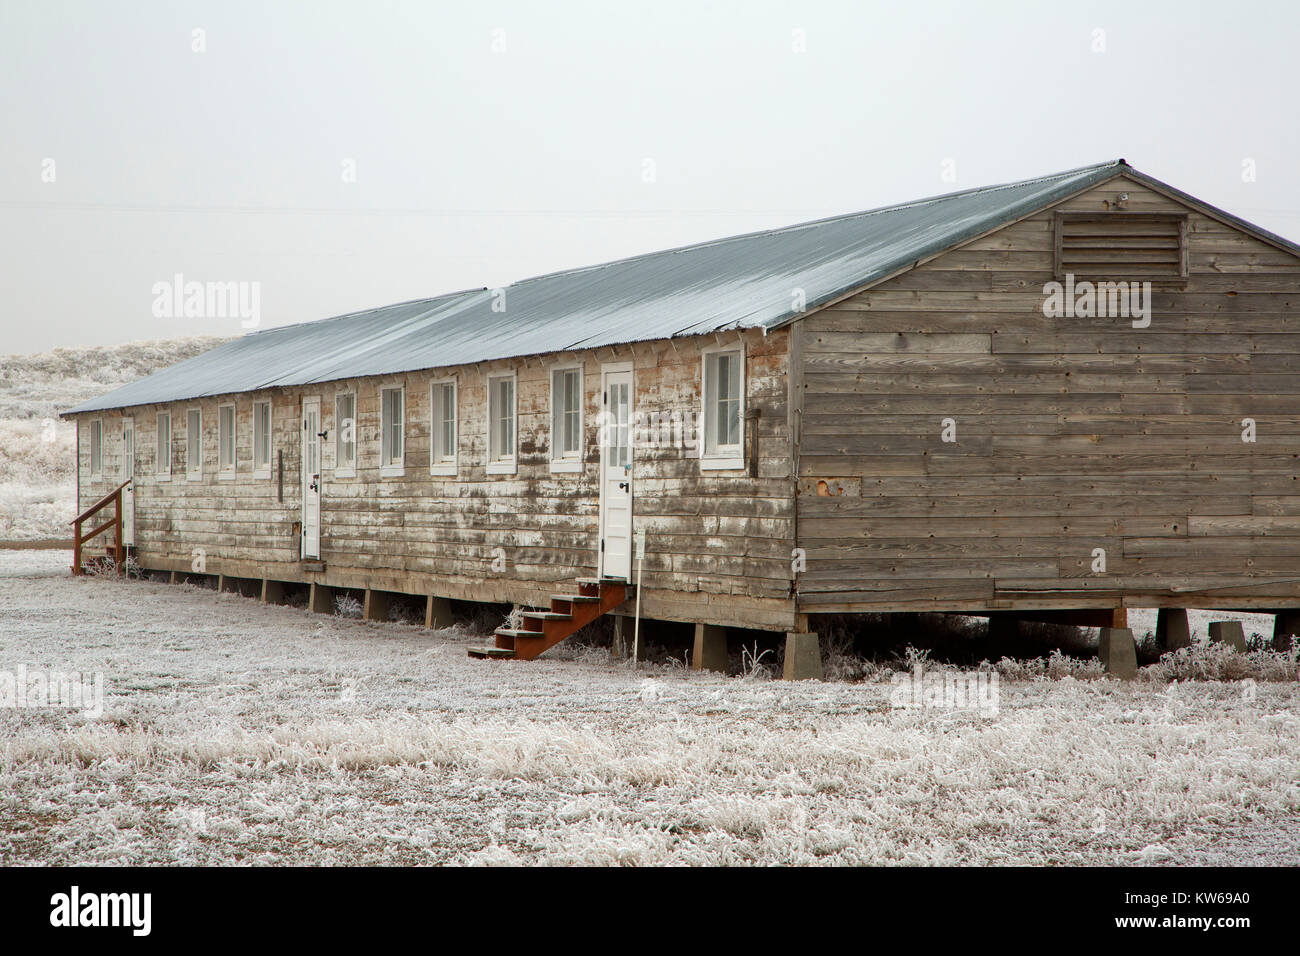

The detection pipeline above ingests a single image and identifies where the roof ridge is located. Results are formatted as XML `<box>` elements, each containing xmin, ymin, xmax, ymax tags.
<box><xmin>504</xmin><ymin>159</ymin><xmax>1126</xmax><ymax>287</ymax></box>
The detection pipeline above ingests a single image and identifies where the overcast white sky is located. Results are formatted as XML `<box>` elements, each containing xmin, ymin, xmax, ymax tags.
<box><xmin>1</xmin><ymin>0</ymin><xmax>1296</xmax><ymax>355</ymax></box>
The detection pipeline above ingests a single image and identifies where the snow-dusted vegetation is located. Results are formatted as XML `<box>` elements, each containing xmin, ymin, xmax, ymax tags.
<box><xmin>0</xmin><ymin>337</ymin><xmax>227</xmax><ymax>540</ymax></box>
<box><xmin>2</xmin><ymin>550</ymin><xmax>1297</xmax><ymax>866</ymax></box>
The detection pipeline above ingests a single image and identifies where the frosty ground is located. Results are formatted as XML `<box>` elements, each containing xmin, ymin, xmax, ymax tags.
<box><xmin>2</xmin><ymin>550</ymin><xmax>1298</xmax><ymax>866</ymax></box>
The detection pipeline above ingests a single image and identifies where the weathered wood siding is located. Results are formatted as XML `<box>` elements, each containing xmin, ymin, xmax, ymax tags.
<box><xmin>796</xmin><ymin>175</ymin><xmax>1300</xmax><ymax>612</ymax></box>
<box><xmin>75</xmin><ymin>328</ymin><xmax>798</xmax><ymax>631</ymax></box>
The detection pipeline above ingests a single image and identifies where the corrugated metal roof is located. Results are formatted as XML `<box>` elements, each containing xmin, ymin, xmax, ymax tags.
<box><xmin>70</xmin><ymin>158</ymin><xmax>1287</xmax><ymax>415</ymax></box>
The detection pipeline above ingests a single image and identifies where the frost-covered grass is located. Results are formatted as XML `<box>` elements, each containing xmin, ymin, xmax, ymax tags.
<box><xmin>2</xmin><ymin>550</ymin><xmax>1298</xmax><ymax>866</ymax></box>
<box><xmin>0</xmin><ymin>337</ymin><xmax>227</xmax><ymax>540</ymax></box>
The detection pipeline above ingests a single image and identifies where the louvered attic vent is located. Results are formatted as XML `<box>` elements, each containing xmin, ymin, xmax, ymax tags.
<box><xmin>1054</xmin><ymin>212</ymin><xmax>1189</xmax><ymax>281</ymax></box>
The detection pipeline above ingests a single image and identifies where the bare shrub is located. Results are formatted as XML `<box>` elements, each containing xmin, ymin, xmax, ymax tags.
<box><xmin>333</xmin><ymin>593</ymin><xmax>362</xmax><ymax>619</ymax></box>
<box><xmin>1140</xmin><ymin>643</ymin><xmax>1297</xmax><ymax>684</ymax></box>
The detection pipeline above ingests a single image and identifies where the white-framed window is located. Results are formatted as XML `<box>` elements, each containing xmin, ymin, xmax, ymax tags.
<box><xmin>430</xmin><ymin>379</ymin><xmax>457</xmax><ymax>476</ymax></box>
<box><xmin>486</xmin><ymin>372</ymin><xmax>517</xmax><ymax>475</ymax></box>
<box><xmin>380</xmin><ymin>386</ymin><xmax>404</xmax><ymax>476</ymax></box>
<box><xmin>89</xmin><ymin>419</ymin><xmax>103</xmax><ymax>481</ymax></box>
<box><xmin>186</xmin><ymin>408</ymin><xmax>202</xmax><ymax>481</ymax></box>
<box><xmin>550</xmin><ymin>364</ymin><xmax>584</xmax><ymax>474</ymax></box>
<box><xmin>122</xmin><ymin>417</ymin><xmax>135</xmax><ymax>481</ymax></box>
<box><xmin>335</xmin><ymin>391</ymin><xmax>356</xmax><ymax>477</ymax></box>
<box><xmin>156</xmin><ymin>412</ymin><xmax>171</xmax><ymax>479</ymax></box>
<box><xmin>217</xmin><ymin>403</ymin><xmax>236</xmax><ymax>478</ymax></box>
<box><xmin>700</xmin><ymin>344</ymin><xmax>745</xmax><ymax>471</ymax></box>
<box><xmin>252</xmin><ymin>400</ymin><xmax>272</xmax><ymax>478</ymax></box>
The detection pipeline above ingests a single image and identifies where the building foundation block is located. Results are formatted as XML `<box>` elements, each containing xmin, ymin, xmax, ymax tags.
<box><xmin>1098</xmin><ymin>627</ymin><xmax>1138</xmax><ymax>679</ymax></box>
<box><xmin>783</xmin><ymin>632</ymin><xmax>823</xmax><ymax>681</ymax></box>
<box><xmin>309</xmin><ymin>583</ymin><xmax>335</xmax><ymax>615</ymax></box>
<box><xmin>1208</xmin><ymin>620</ymin><xmax>1247</xmax><ymax>652</ymax></box>
<box><xmin>1272</xmin><ymin>611</ymin><xmax>1300</xmax><ymax>652</ymax></box>
<box><xmin>261</xmin><ymin>579</ymin><xmax>286</xmax><ymax>605</ymax></box>
<box><xmin>425</xmin><ymin>596</ymin><xmax>455</xmax><ymax>630</ymax></box>
<box><xmin>1156</xmin><ymin>608</ymin><xmax>1192</xmax><ymax>652</ymax></box>
<box><xmin>692</xmin><ymin>624</ymin><xmax>727</xmax><ymax>673</ymax></box>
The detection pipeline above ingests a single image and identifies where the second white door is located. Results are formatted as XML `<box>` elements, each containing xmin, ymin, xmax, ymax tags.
<box><xmin>301</xmin><ymin>397</ymin><xmax>321</xmax><ymax>560</ymax></box>
<box><xmin>598</xmin><ymin>367</ymin><xmax>633</xmax><ymax>579</ymax></box>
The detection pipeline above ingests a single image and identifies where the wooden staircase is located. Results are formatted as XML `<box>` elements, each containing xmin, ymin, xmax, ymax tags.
<box><xmin>468</xmin><ymin>577</ymin><xmax>631</xmax><ymax>660</ymax></box>
<box><xmin>70</xmin><ymin>479</ymin><xmax>130</xmax><ymax>576</ymax></box>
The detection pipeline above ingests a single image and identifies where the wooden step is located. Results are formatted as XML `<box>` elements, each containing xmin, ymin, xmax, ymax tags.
<box><xmin>523</xmin><ymin>611</ymin><xmax>573</xmax><ymax>622</ymax></box>
<box><xmin>467</xmin><ymin>646</ymin><xmax>515</xmax><ymax>660</ymax></box>
<box><xmin>493</xmin><ymin>628</ymin><xmax>534</xmax><ymax>639</ymax></box>
<box><xmin>551</xmin><ymin>593</ymin><xmax>601</xmax><ymax>604</ymax></box>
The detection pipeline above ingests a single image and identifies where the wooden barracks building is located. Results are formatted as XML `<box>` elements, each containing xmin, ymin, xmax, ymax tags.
<box><xmin>63</xmin><ymin>161</ymin><xmax>1300</xmax><ymax>672</ymax></box>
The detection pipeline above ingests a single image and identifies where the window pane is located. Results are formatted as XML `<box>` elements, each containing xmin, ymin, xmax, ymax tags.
<box><xmin>492</xmin><ymin>378</ymin><xmax>514</xmax><ymax>461</ymax></box>
<box><xmin>380</xmin><ymin>389</ymin><xmax>403</xmax><ymax>465</ymax></box>
<box><xmin>444</xmin><ymin>385</ymin><xmax>455</xmax><ymax>460</ymax></box>
<box><xmin>433</xmin><ymin>383</ymin><xmax>455</xmax><ymax>462</ymax></box>
<box><xmin>491</xmin><ymin>382</ymin><xmax>499</xmax><ymax>457</ymax></box>
<box><xmin>726</xmin><ymin>354</ymin><xmax>741</xmax><ymax>446</ymax></box>
<box><xmin>704</xmin><ymin>357</ymin><xmax>718</xmax><ymax>455</ymax></box>
<box><xmin>187</xmin><ymin>411</ymin><xmax>200</xmax><ymax>473</ymax></box>
<box><xmin>123</xmin><ymin>422</ymin><xmax>134</xmax><ymax>479</ymax></box>
<box><xmin>394</xmin><ymin>391</ymin><xmax>403</xmax><ymax>460</ymax></box>
<box><xmin>157</xmin><ymin>414</ymin><xmax>170</xmax><ymax>475</ymax></box>
<box><xmin>501</xmin><ymin>381</ymin><xmax>512</xmax><ymax>457</ymax></box>
<box><xmin>305</xmin><ymin>409</ymin><xmax>318</xmax><ymax>473</ymax></box>
<box><xmin>253</xmin><ymin>403</ymin><xmax>268</xmax><ymax>469</ymax></box>
<box><xmin>219</xmin><ymin>407</ymin><xmax>234</xmax><ymax>469</ymax></box>
<box><xmin>346</xmin><ymin>395</ymin><xmax>355</xmax><ymax>464</ymax></box>
<box><xmin>619</xmin><ymin>383</ymin><xmax>629</xmax><ymax>467</ymax></box>
<box><xmin>704</xmin><ymin>352</ymin><xmax>742</xmax><ymax>455</ymax></box>
<box><xmin>337</xmin><ymin>394</ymin><xmax>355</xmax><ymax>469</ymax></box>
<box><xmin>506</xmin><ymin>381</ymin><xmax>514</xmax><ymax>456</ymax></box>
<box><xmin>554</xmin><ymin>369</ymin><xmax>581</xmax><ymax>457</ymax></box>
<box><xmin>564</xmin><ymin>371</ymin><xmax>574</xmax><ymax>455</ymax></box>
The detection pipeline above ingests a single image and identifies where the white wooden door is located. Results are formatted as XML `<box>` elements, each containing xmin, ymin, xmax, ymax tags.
<box><xmin>598</xmin><ymin>367</ymin><xmax>633</xmax><ymax>579</ymax></box>
<box><xmin>121</xmin><ymin>417</ymin><xmax>135</xmax><ymax>546</ymax></box>
<box><xmin>301</xmin><ymin>397</ymin><xmax>321</xmax><ymax>560</ymax></box>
